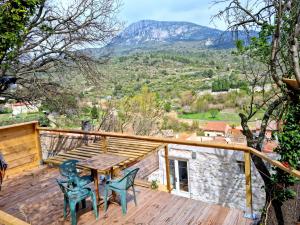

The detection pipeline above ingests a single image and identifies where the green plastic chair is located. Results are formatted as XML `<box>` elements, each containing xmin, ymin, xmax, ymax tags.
<box><xmin>104</xmin><ymin>168</ymin><xmax>139</xmax><ymax>215</ymax></box>
<box><xmin>59</xmin><ymin>159</ymin><xmax>93</xmax><ymax>187</ymax></box>
<box><xmin>56</xmin><ymin>177</ymin><xmax>99</xmax><ymax>225</ymax></box>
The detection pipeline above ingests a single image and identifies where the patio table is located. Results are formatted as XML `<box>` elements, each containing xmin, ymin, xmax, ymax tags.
<box><xmin>77</xmin><ymin>153</ymin><xmax>128</xmax><ymax>205</ymax></box>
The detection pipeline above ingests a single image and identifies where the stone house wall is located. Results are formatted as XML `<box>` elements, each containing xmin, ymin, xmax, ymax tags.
<box><xmin>156</xmin><ymin>144</ymin><xmax>266</xmax><ymax>214</ymax></box>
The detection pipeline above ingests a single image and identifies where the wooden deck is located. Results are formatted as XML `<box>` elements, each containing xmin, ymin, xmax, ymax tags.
<box><xmin>44</xmin><ymin>137</ymin><xmax>163</xmax><ymax>172</ymax></box>
<box><xmin>0</xmin><ymin>166</ymin><xmax>252</xmax><ymax>225</ymax></box>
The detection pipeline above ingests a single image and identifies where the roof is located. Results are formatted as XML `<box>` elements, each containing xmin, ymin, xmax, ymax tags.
<box><xmin>263</xmin><ymin>141</ymin><xmax>278</xmax><ymax>153</ymax></box>
<box><xmin>255</xmin><ymin>120</ymin><xmax>280</xmax><ymax>131</ymax></box>
<box><xmin>12</xmin><ymin>102</ymin><xmax>27</xmax><ymax>107</ymax></box>
<box><xmin>203</xmin><ymin>121</ymin><xmax>229</xmax><ymax>133</ymax></box>
<box><xmin>228</xmin><ymin>128</ymin><xmax>243</xmax><ymax>136</ymax></box>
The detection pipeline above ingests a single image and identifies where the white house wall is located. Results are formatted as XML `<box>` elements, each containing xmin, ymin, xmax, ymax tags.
<box><xmin>204</xmin><ymin>131</ymin><xmax>225</xmax><ymax>137</ymax></box>
<box><xmin>157</xmin><ymin>144</ymin><xmax>265</xmax><ymax>214</ymax></box>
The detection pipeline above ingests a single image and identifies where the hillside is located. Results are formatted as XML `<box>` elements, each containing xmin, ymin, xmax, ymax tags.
<box><xmin>84</xmin><ymin>20</ymin><xmax>255</xmax><ymax>56</ymax></box>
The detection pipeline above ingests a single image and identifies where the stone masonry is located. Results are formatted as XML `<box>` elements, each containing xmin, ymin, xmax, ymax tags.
<box><xmin>154</xmin><ymin>144</ymin><xmax>266</xmax><ymax>214</ymax></box>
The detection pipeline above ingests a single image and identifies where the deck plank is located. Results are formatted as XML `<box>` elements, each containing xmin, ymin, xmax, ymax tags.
<box><xmin>0</xmin><ymin>167</ymin><xmax>252</xmax><ymax>225</ymax></box>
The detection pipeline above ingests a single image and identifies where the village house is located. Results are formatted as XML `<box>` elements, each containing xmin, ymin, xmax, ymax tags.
<box><xmin>148</xmin><ymin>133</ymin><xmax>278</xmax><ymax>215</ymax></box>
<box><xmin>10</xmin><ymin>102</ymin><xmax>39</xmax><ymax>116</ymax></box>
<box><xmin>203</xmin><ymin>121</ymin><xmax>230</xmax><ymax>137</ymax></box>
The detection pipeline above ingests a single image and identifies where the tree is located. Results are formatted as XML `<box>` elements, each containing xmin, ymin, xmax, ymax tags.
<box><xmin>130</xmin><ymin>86</ymin><xmax>163</xmax><ymax>135</ymax></box>
<box><xmin>91</xmin><ymin>105</ymin><xmax>99</xmax><ymax>120</ymax></box>
<box><xmin>179</xmin><ymin>91</ymin><xmax>196</xmax><ymax>107</ymax></box>
<box><xmin>215</xmin><ymin>0</ymin><xmax>300</xmax><ymax>224</ymax></box>
<box><xmin>164</xmin><ymin>102</ymin><xmax>171</xmax><ymax>112</ymax></box>
<box><xmin>40</xmin><ymin>91</ymin><xmax>78</xmax><ymax>115</ymax></box>
<box><xmin>0</xmin><ymin>0</ymin><xmax>120</xmax><ymax>102</ymax></box>
<box><xmin>209</xmin><ymin>109</ymin><xmax>219</xmax><ymax>118</ymax></box>
<box><xmin>116</xmin><ymin>86</ymin><xmax>163</xmax><ymax>135</ymax></box>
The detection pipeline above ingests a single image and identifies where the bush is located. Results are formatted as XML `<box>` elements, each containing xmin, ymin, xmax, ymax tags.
<box><xmin>39</xmin><ymin>115</ymin><xmax>50</xmax><ymax>127</ymax></box>
<box><xmin>209</xmin><ymin>109</ymin><xmax>220</xmax><ymax>118</ymax></box>
<box><xmin>212</xmin><ymin>78</ymin><xmax>230</xmax><ymax>92</ymax></box>
<box><xmin>0</xmin><ymin>107</ymin><xmax>12</xmax><ymax>114</ymax></box>
<box><xmin>164</xmin><ymin>102</ymin><xmax>171</xmax><ymax>112</ymax></box>
<box><xmin>90</xmin><ymin>105</ymin><xmax>99</xmax><ymax>120</ymax></box>
<box><xmin>151</xmin><ymin>180</ymin><xmax>159</xmax><ymax>190</ymax></box>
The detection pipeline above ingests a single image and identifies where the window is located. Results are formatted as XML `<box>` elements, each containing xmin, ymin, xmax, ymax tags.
<box><xmin>236</xmin><ymin>160</ymin><xmax>245</xmax><ymax>174</ymax></box>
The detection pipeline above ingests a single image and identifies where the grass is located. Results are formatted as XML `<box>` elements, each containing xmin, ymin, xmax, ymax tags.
<box><xmin>178</xmin><ymin>112</ymin><xmax>241</xmax><ymax>122</ymax></box>
<box><xmin>0</xmin><ymin>112</ymin><xmax>41</xmax><ymax>126</ymax></box>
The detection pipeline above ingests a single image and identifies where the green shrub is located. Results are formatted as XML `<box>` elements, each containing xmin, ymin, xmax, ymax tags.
<box><xmin>151</xmin><ymin>180</ymin><xmax>159</xmax><ymax>190</ymax></box>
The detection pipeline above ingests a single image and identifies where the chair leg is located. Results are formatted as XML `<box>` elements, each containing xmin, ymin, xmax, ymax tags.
<box><xmin>63</xmin><ymin>196</ymin><xmax>68</xmax><ymax>219</ymax></box>
<box><xmin>132</xmin><ymin>186</ymin><xmax>137</xmax><ymax>206</ymax></box>
<box><xmin>70</xmin><ymin>202</ymin><xmax>77</xmax><ymax>225</ymax></box>
<box><xmin>81</xmin><ymin>199</ymin><xmax>86</xmax><ymax>209</ymax></box>
<box><xmin>91</xmin><ymin>192</ymin><xmax>99</xmax><ymax>220</ymax></box>
<box><xmin>75</xmin><ymin>202</ymin><xmax>79</xmax><ymax>212</ymax></box>
<box><xmin>104</xmin><ymin>186</ymin><xmax>109</xmax><ymax>212</ymax></box>
<box><xmin>120</xmin><ymin>191</ymin><xmax>127</xmax><ymax>215</ymax></box>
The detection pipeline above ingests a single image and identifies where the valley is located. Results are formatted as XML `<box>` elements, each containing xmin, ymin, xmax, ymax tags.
<box><xmin>0</xmin><ymin>20</ymin><xmax>267</xmax><ymax>134</ymax></box>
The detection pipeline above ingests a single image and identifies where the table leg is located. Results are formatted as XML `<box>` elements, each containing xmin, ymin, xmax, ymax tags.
<box><xmin>91</xmin><ymin>169</ymin><xmax>100</xmax><ymax>204</ymax></box>
<box><xmin>110</xmin><ymin>167</ymin><xmax>117</xmax><ymax>202</ymax></box>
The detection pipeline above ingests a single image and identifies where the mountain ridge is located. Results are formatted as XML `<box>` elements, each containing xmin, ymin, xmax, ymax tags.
<box><xmin>83</xmin><ymin>20</ymin><xmax>253</xmax><ymax>56</ymax></box>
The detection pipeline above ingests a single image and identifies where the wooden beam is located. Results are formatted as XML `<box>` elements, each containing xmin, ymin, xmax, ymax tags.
<box><xmin>282</xmin><ymin>78</ymin><xmax>300</xmax><ymax>90</ymax></box>
<box><xmin>38</xmin><ymin>127</ymin><xmax>300</xmax><ymax>179</ymax></box>
<box><xmin>0</xmin><ymin>121</ymin><xmax>38</xmax><ymax>130</ymax></box>
<box><xmin>0</xmin><ymin>210</ymin><xmax>30</xmax><ymax>225</ymax></box>
<box><xmin>244</xmin><ymin>151</ymin><xmax>253</xmax><ymax>214</ymax></box>
<box><xmin>102</xmin><ymin>136</ymin><xmax>108</xmax><ymax>153</ymax></box>
<box><xmin>34</xmin><ymin>122</ymin><xmax>43</xmax><ymax>164</ymax></box>
<box><xmin>164</xmin><ymin>145</ymin><xmax>171</xmax><ymax>193</ymax></box>
<box><xmin>37</xmin><ymin>127</ymin><xmax>251</xmax><ymax>152</ymax></box>
<box><xmin>250</xmin><ymin>148</ymin><xmax>300</xmax><ymax>179</ymax></box>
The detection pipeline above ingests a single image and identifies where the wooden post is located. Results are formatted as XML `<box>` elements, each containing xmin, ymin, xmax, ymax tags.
<box><xmin>34</xmin><ymin>122</ymin><xmax>43</xmax><ymax>165</ymax></box>
<box><xmin>244</xmin><ymin>151</ymin><xmax>253</xmax><ymax>218</ymax></box>
<box><xmin>164</xmin><ymin>145</ymin><xmax>171</xmax><ymax>193</ymax></box>
<box><xmin>102</xmin><ymin>136</ymin><xmax>108</xmax><ymax>153</ymax></box>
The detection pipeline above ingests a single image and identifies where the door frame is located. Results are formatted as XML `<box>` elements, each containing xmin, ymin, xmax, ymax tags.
<box><xmin>168</xmin><ymin>157</ymin><xmax>190</xmax><ymax>198</ymax></box>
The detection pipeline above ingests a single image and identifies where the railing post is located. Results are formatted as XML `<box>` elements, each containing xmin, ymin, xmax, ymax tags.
<box><xmin>102</xmin><ymin>136</ymin><xmax>108</xmax><ymax>153</ymax></box>
<box><xmin>164</xmin><ymin>145</ymin><xmax>171</xmax><ymax>193</ymax></box>
<box><xmin>244</xmin><ymin>151</ymin><xmax>254</xmax><ymax>219</ymax></box>
<box><xmin>34</xmin><ymin>122</ymin><xmax>43</xmax><ymax>165</ymax></box>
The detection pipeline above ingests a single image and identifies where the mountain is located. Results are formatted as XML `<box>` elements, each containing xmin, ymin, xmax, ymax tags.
<box><xmin>84</xmin><ymin>20</ymin><xmax>254</xmax><ymax>56</ymax></box>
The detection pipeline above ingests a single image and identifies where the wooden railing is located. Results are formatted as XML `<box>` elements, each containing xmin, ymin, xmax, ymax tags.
<box><xmin>1</xmin><ymin>123</ymin><xmax>300</xmax><ymax>220</ymax></box>
<box><xmin>37</xmin><ymin>126</ymin><xmax>300</xmax><ymax>216</ymax></box>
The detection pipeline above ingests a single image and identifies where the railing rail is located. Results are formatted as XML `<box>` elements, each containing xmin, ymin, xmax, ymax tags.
<box><xmin>37</xmin><ymin>126</ymin><xmax>300</xmax><ymax>179</ymax></box>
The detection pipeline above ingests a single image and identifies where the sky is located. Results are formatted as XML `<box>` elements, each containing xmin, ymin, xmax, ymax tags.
<box><xmin>118</xmin><ymin>0</ymin><xmax>227</xmax><ymax>30</ymax></box>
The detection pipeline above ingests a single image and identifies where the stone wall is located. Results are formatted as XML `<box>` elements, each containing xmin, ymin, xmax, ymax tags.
<box><xmin>157</xmin><ymin>144</ymin><xmax>266</xmax><ymax>214</ymax></box>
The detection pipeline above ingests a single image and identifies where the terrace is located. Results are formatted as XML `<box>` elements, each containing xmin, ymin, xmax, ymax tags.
<box><xmin>1</xmin><ymin>121</ymin><xmax>299</xmax><ymax>225</ymax></box>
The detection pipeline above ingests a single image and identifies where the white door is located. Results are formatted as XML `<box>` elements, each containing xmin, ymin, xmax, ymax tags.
<box><xmin>169</xmin><ymin>159</ymin><xmax>190</xmax><ymax>197</ymax></box>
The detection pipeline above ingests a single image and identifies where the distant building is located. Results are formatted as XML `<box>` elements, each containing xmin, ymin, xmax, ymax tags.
<box><xmin>160</xmin><ymin>129</ymin><xmax>174</xmax><ymax>138</ymax></box>
<box><xmin>11</xmin><ymin>102</ymin><xmax>39</xmax><ymax>116</ymax></box>
<box><xmin>203</xmin><ymin>121</ymin><xmax>230</xmax><ymax>137</ymax></box>
<box><xmin>227</xmin><ymin>128</ymin><xmax>246</xmax><ymax>144</ymax></box>
<box><xmin>254</xmin><ymin>120</ymin><xmax>280</xmax><ymax>139</ymax></box>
